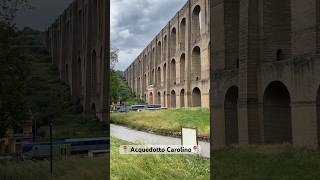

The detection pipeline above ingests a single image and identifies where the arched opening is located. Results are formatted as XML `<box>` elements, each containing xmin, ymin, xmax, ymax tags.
<box><xmin>180</xmin><ymin>18</ymin><xmax>186</xmax><ymax>50</ymax></box>
<box><xmin>143</xmin><ymin>74</ymin><xmax>146</xmax><ymax>91</ymax></box>
<box><xmin>171</xmin><ymin>90</ymin><xmax>176</xmax><ymax>108</ymax></box>
<box><xmin>91</xmin><ymin>103</ymin><xmax>96</xmax><ymax>113</ymax></box>
<box><xmin>276</xmin><ymin>49</ymin><xmax>283</xmax><ymax>61</ymax></box>
<box><xmin>192</xmin><ymin>5</ymin><xmax>201</xmax><ymax>41</ymax></box>
<box><xmin>263</xmin><ymin>81</ymin><xmax>292</xmax><ymax>144</ymax></box>
<box><xmin>144</xmin><ymin>55</ymin><xmax>147</xmax><ymax>71</ymax></box>
<box><xmin>149</xmin><ymin>92</ymin><xmax>153</xmax><ymax>104</ymax></box>
<box><xmin>91</xmin><ymin>50</ymin><xmax>98</xmax><ymax>96</ymax></box>
<box><xmin>224</xmin><ymin>0</ymin><xmax>240</xmax><ymax>70</ymax></box>
<box><xmin>163</xmin><ymin>91</ymin><xmax>166</xmax><ymax>107</ymax></box>
<box><xmin>151</xmin><ymin>69</ymin><xmax>155</xmax><ymax>85</ymax></box>
<box><xmin>137</xmin><ymin>77</ymin><xmax>141</xmax><ymax>95</ymax></box>
<box><xmin>192</xmin><ymin>87</ymin><xmax>201</xmax><ymax>107</ymax></box>
<box><xmin>157</xmin><ymin>67</ymin><xmax>161</xmax><ymax>86</ymax></box>
<box><xmin>152</xmin><ymin>48</ymin><xmax>155</xmax><ymax>68</ymax></box>
<box><xmin>65</xmin><ymin>64</ymin><xmax>69</xmax><ymax>83</ymax></box>
<box><xmin>224</xmin><ymin>86</ymin><xmax>239</xmax><ymax>145</ymax></box>
<box><xmin>317</xmin><ymin>86</ymin><xmax>320</xmax><ymax>146</ymax></box>
<box><xmin>180</xmin><ymin>89</ymin><xmax>185</xmax><ymax>108</ymax></box>
<box><xmin>170</xmin><ymin>59</ymin><xmax>176</xmax><ymax>85</ymax></box>
<box><xmin>171</xmin><ymin>28</ymin><xmax>177</xmax><ymax>57</ymax></box>
<box><xmin>163</xmin><ymin>63</ymin><xmax>167</xmax><ymax>87</ymax></box>
<box><xmin>78</xmin><ymin>57</ymin><xmax>82</xmax><ymax>96</ymax></box>
<box><xmin>157</xmin><ymin>92</ymin><xmax>161</xmax><ymax>105</ymax></box>
<box><xmin>192</xmin><ymin>46</ymin><xmax>201</xmax><ymax>81</ymax></box>
<box><xmin>263</xmin><ymin>0</ymin><xmax>291</xmax><ymax>63</ymax></box>
<box><xmin>157</xmin><ymin>41</ymin><xmax>162</xmax><ymax>65</ymax></box>
<box><xmin>180</xmin><ymin>54</ymin><xmax>185</xmax><ymax>84</ymax></box>
<box><xmin>164</xmin><ymin>36</ymin><xmax>167</xmax><ymax>60</ymax></box>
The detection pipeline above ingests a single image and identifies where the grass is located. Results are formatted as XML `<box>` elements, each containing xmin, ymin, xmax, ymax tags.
<box><xmin>111</xmin><ymin>137</ymin><xmax>210</xmax><ymax>179</ymax></box>
<box><xmin>111</xmin><ymin>108</ymin><xmax>210</xmax><ymax>139</ymax></box>
<box><xmin>0</xmin><ymin>156</ymin><xmax>108</xmax><ymax>180</ymax></box>
<box><xmin>214</xmin><ymin>145</ymin><xmax>320</xmax><ymax>180</ymax></box>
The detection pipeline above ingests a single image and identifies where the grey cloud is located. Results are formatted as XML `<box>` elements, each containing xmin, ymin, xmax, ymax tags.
<box><xmin>111</xmin><ymin>0</ymin><xmax>187</xmax><ymax>70</ymax></box>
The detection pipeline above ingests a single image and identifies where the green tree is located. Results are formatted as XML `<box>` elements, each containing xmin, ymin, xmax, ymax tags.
<box><xmin>0</xmin><ymin>0</ymin><xmax>31</xmax><ymax>138</ymax></box>
<box><xmin>110</xmin><ymin>48</ymin><xmax>120</xmax><ymax>103</ymax></box>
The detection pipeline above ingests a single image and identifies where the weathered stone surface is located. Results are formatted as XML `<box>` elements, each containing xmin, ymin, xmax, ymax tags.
<box><xmin>124</xmin><ymin>0</ymin><xmax>211</xmax><ymax>109</ymax></box>
<box><xmin>210</xmin><ymin>0</ymin><xmax>320</xmax><ymax>147</ymax></box>
<box><xmin>45</xmin><ymin>0</ymin><xmax>109</xmax><ymax>122</ymax></box>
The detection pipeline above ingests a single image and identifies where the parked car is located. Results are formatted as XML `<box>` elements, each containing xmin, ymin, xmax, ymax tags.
<box><xmin>130</xmin><ymin>105</ymin><xmax>146</xmax><ymax>111</ymax></box>
<box><xmin>146</xmin><ymin>104</ymin><xmax>161</xmax><ymax>108</ymax></box>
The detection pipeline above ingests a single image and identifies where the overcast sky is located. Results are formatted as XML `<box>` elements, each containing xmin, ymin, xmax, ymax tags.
<box><xmin>15</xmin><ymin>0</ymin><xmax>73</xmax><ymax>30</ymax></box>
<box><xmin>14</xmin><ymin>0</ymin><xmax>187</xmax><ymax>71</ymax></box>
<box><xmin>111</xmin><ymin>0</ymin><xmax>187</xmax><ymax>70</ymax></box>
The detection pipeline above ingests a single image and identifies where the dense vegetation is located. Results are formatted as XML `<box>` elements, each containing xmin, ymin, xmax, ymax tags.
<box><xmin>109</xmin><ymin>48</ymin><xmax>145</xmax><ymax>105</ymax></box>
<box><xmin>0</xmin><ymin>0</ymin><xmax>32</xmax><ymax>138</ymax></box>
<box><xmin>111</xmin><ymin>108</ymin><xmax>210</xmax><ymax>139</ymax></box>
<box><xmin>19</xmin><ymin>29</ymin><xmax>107</xmax><ymax>140</ymax></box>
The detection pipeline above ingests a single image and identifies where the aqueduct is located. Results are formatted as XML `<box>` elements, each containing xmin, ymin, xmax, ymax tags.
<box><xmin>123</xmin><ymin>0</ymin><xmax>211</xmax><ymax>108</ymax></box>
<box><xmin>45</xmin><ymin>0</ymin><xmax>109</xmax><ymax>122</ymax></box>
<box><xmin>210</xmin><ymin>0</ymin><xmax>320</xmax><ymax>147</ymax></box>
<box><xmin>124</xmin><ymin>0</ymin><xmax>320</xmax><ymax>148</ymax></box>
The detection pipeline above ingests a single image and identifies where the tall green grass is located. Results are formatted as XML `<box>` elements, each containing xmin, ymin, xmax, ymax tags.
<box><xmin>111</xmin><ymin>137</ymin><xmax>210</xmax><ymax>179</ymax></box>
<box><xmin>111</xmin><ymin>108</ymin><xmax>210</xmax><ymax>139</ymax></box>
<box><xmin>214</xmin><ymin>145</ymin><xmax>320</xmax><ymax>180</ymax></box>
<box><xmin>0</xmin><ymin>157</ymin><xmax>108</xmax><ymax>180</ymax></box>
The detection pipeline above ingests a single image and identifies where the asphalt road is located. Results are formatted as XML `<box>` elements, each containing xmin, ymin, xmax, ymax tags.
<box><xmin>110</xmin><ymin>124</ymin><xmax>210</xmax><ymax>158</ymax></box>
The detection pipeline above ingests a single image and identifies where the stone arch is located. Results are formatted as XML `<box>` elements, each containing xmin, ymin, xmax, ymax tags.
<box><xmin>192</xmin><ymin>87</ymin><xmax>201</xmax><ymax>107</ymax></box>
<box><xmin>170</xmin><ymin>59</ymin><xmax>176</xmax><ymax>85</ymax></box>
<box><xmin>151</xmin><ymin>69</ymin><xmax>155</xmax><ymax>85</ymax></box>
<box><xmin>91</xmin><ymin>103</ymin><xmax>96</xmax><ymax>113</ymax></box>
<box><xmin>180</xmin><ymin>89</ymin><xmax>185</xmax><ymax>108</ymax></box>
<box><xmin>263</xmin><ymin>0</ymin><xmax>291</xmax><ymax>63</ymax></box>
<box><xmin>163</xmin><ymin>91</ymin><xmax>166</xmax><ymax>107</ymax></box>
<box><xmin>144</xmin><ymin>54</ymin><xmax>147</xmax><ymax>71</ymax></box>
<box><xmin>157</xmin><ymin>67</ymin><xmax>161</xmax><ymax>86</ymax></box>
<box><xmin>163</xmin><ymin>63</ymin><xmax>167</xmax><ymax>87</ymax></box>
<box><xmin>224</xmin><ymin>0</ymin><xmax>239</xmax><ymax>70</ymax></box>
<box><xmin>263</xmin><ymin>81</ymin><xmax>292</xmax><ymax>144</ymax></box>
<box><xmin>152</xmin><ymin>48</ymin><xmax>155</xmax><ymax>68</ymax></box>
<box><xmin>180</xmin><ymin>18</ymin><xmax>186</xmax><ymax>50</ymax></box>
<box><xmin>192</xmin><ymin>46</ymin><xmax>201</xmax><ymax>81</ymax></box>
<box><xmin>276</xmin><ymin>49</ymin><xmax>283</xmax><ymax>61</ymax></box>
<box><xmin>157</xmin><ymin>41</ymin><xmax>162</xmax><ymax>65</ymax></box>
<box><xmin>137</xmin><ymin>77</ymin><xmax>141</xmax><ymax>95</ymax></box>
<box><xmin>92</xmin><ymin>50</ymin><xmax>97</xmax><ymax>96</ymax></box>
<box><xmin>171</xmin><ymin>90</ymin><xmax>176</xmax><ymax>108</ymax></box>
<box><xmin>192</xmin><ymin>5</ymin><xmax>201</xmax><ymax>41</ymax></box>
<box><xmin>317</xmin><ymin>86</ymin><xmax>320</xmax><ymax>146</ymax></box>
<box><xmin>77</xmin><ymin>57</ymin><xmax>82</xmax><ymax>96</ymax></box>
<box><xmin>224</xmin><ymin>86</ymin><xmax>239</xmax><ymax>145</ymax></box>
<box><xmin>157</xmin><ymin>91</ymin><xmax>161</xmax><ymax>105</ymax></box>
<box><xmin>163</xmin><ymin>36</ymin><xmax>168</xmax><ymax>59</ymax></box>
<box><xmin>143</xmin><ymin>74</ymin><xmax>146</xmax><ymax>91</ymax></box>
<box><xmin>180</xmin><ymin>54</ymin><xmax>185</xmax><ymax>84</ymax></box>
<box><xmin>149</xmin><ymin>92</ymin><xmax>153</xmax><ymax>104</ymax></box>
<box><xmin>171</xmin><ymin>28</ymin><xmax>177</xmax><ymax>57</ymax></box>
<box><xmin>65</xmin><ymin>64</ymin><xmax>69</xmax><ymax>83</ymax></box>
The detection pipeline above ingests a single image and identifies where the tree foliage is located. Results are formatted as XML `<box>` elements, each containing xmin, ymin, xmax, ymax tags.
<box><xmin>0</xmin><ymin>0</ymin><xmax>31</xmax><ymax>138</ymax></box>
